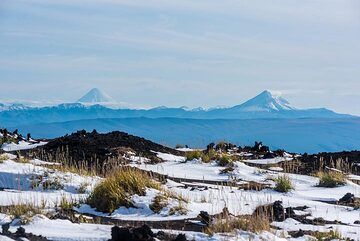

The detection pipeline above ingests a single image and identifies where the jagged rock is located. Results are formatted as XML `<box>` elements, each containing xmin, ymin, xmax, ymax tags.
<box><xmin>273</xmin><ymin>201</ymin><xmax>285</xmax><ymax>222</ymax></box>
<box><xmin>311</xmin><ymin>217</ymin><xmax>326</xmax><ymax>225</ymax></box>
<box><xmin>198</xmin><ymin>211</ymin><xmax>211</xmax><ymax>226</ymax></box>
<box><xmin>291</xmin><ymin>229</ymin><xmax>305</xmax><ymax>238</ymax></box>
<box><xmin>16</xmin><ymin>227</ymin><xmax>26</xmax><ymax>237</ymax></box>
<box><xmin>111</xmin><ymin>226</ymin><xmax>132</xmax><ymax>241</ymax></box>
<box><xmin>253</xmin><ymin>200</ymin><xmax>285</xmax><ymax>222</ymax></box>
<box><xmin>339</xmin><ymin>193</ymin><xmax>355</xmax><ymax>204</ymax></box>
<box><xmin>285</xmin><ymin>207</ymin><xmax>295</xmax><ymax>218</ymax></box>
<box><xmin>133</xmin><ymin>225</ymin><xmax>155</xmax><ymax>240</ymax></box>
<box><xmin>110</xmin><ymin>225</ymin><xmax>155</xmax><ymax>241</ymax></box>
<box><xmin>263</xmin><ymin>152</ymin><xmax>277</xmax><ymax>159</ymax></box>
<box><xmin>1</xmin><ymin>223</ymin><xmax>10</xmax><ymax>235</ymax></box>
<box><xmin>173</xmin><ymin>234</ymin><xmax>187</xmax><ymax>241</ymax></box>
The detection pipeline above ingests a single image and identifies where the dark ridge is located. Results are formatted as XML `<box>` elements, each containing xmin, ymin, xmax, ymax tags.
<box><xmin>30</xmin><ymin>130</ymin><xmax>182</xmax><ymax>170</ymax></box>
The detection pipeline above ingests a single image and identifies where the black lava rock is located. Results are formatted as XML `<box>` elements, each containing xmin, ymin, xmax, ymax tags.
<box><xmin>110</xmin><ymin>225</ymin><xmax>155</xmax><ymax>241</ymax></box>
<box><xmin>339</xmin><ymin>193</ymin><xmax>355</xmax><ymax>204</ymax></box>
<box><xmin>198</xmin><ymin>211</ymin><xmax>212</xmax><ymax>226</ymax></box>
<box><xmin>173</xmin><ymin>234</ymin><xmax>187</xmax><ymax>241</ymax></box>
<box><xmin>273</xmin><ymin>201</ymin><xmax>285</xmax><ymax>222</ymax></box>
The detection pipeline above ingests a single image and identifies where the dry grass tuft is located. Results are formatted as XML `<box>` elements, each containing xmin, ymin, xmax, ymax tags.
<box><xmin>149</xmin><ymin>190</ymin><xmax>188</xmax><ymax>214</ymax></box>
<box><xmin>87</xmin><ymin>167</ymin><xmax>160</xmax><ymax>213</ymax></box>
<box><xmin>4</xmin><ymin>203</ymin><xmax>42</xmax><ymax>224</ymax></box>
<box><xmin>218</xmin><ymin>155</ymin><xmax>233</xmax><ymax>167</ymax></box>
<box><xmin>149</xmin><ymin>194</ymin><xmax>168</xmax><ymax>213</ymax></box>
<box><xmin>0</xmin><ymin>154</ymin><xmax>9</xmax><ymax>163</ymax></box>
<box><xmin>185</xmin><ymin>150</ymin><xmax>203</xmax><ymax>161</ymax></box>
<box><xmin>317</xmin><ymin>171</ymin><xmax>346</xmax><ymax>188</ymax></box>
<box><xmin>205</xmin><ymin>214</ymin><xmax>270</xmax><ymax>235</ymax></box>
<box><xmin>313</xmin><ymin>230</ymin><xmax>343</xmax><ymax>241</ymax></box>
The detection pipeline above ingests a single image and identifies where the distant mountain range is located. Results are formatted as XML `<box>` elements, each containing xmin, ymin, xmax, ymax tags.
<box><xmin>0</xmin><ymin>90</ymin><xmax>354</xmax><ymax>127</ymax></box>
<box><xmin>1</xmin><ymin>89</ymin><xmax>358</xmax><ymax>153</ymax></box>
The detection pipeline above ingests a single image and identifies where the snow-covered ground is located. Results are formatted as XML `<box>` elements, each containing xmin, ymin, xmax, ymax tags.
<box><xmin>1</xmin><ymin>140</ymin><xmax>47</xmax><ymax>152</ymax></box>
<box><xmin>0</xmin><ymin>151</ymin><xmax>360</xmax><ymax>240</ymax></box>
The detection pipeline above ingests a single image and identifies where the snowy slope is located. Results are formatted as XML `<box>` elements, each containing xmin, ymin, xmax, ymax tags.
<box><xmin>77</xmin><ymin>88</ymin><xmax>114</xmax><ymax>103</ymax></box>
<box><xmin>232</xmin><ymin>90</ymin><xmax>296</xmax><ymax>112</ymax></box>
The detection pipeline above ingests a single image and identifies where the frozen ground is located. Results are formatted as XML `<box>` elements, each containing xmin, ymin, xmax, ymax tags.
<box><xmin>0</xmin><ymin>151</ymin><xmax>359</xmax><ymax>240</ymax></box>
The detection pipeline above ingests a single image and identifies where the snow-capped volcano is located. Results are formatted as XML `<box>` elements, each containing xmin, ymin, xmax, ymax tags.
<box><xmin>77</xmin><ymin>88</ymin><xmax>114</xmax><ymax>103</ymax></box>
<box><xmin>233</xmin><ymin>90</ymin><xmax>295</xmax><ymax>112</ymax></box>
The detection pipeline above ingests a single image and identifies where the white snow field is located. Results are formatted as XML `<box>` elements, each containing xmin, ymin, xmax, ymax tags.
<box><xmin>1</xmin><ymin>140</ymin><xmax>47</xmax><ymax>152</ymax></box>
<box><xmin>0</xmin><ymin>150</ymin><xmax>359</xmax><ymax>240</ymax></box>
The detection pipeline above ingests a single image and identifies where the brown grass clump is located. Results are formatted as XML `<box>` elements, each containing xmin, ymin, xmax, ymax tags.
<box><xmin>0</xmin><ymin>154</ymin><xmax>9</xmax><ymax>163</ymax></box>
<box><xmin>4</xmin><ymin>203</ymin><xmax>42</xmax><ymax>224</ymax></box>
<box><xmin>185</xmin><ymin>150</ymin><xmax>203</xmax><ymax>161</ymax></box>
<box><xmin>313</xmin><ymin>230</ymin><xmax>343</xmax><ymax>241</ymax></box>
<box><xmin>150</xmin><ymin>190</ymin><xmax>188</xmax><ymax>214</ymax></box>
<box><xmin>149</xmin><ymin>194</ymin><xmax>168</xmax><ymax>213</ymax></box>
<box><xmin>218</xmin><ymin>155</ymin><xmax>233</xmax><ymax>167</ymax></box>
<box><xmin>169</xmin><ymin>202</ymin><xmax>188</xmax><ymax>216</ymax></box>
<box><xmin>317</xmin><ymin>171</ymin><xmax>346</xmax><ymax>188</ymax></box>
<box><xmin>205</xmin><ymin>214</ymin><xmax>270</xmax><ymax>235</ymax></box>
<box><xmin>87</xmin><ymin>167</ymin><xmax>160</xmax><ymax>213</ymax></box>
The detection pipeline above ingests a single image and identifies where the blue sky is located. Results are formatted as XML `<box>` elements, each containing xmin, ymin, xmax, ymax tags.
<box><xmin>0</xmin><ymin>0</ymin><xmax>359</xmax><ymax>114</ymax></box>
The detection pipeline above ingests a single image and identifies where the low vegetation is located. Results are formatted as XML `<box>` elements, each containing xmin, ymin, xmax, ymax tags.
<box><xmin>313</xmin><ymin>230</ymin><xmax>343</xmax><ymax>241</ymax></box>
<box><xmin>0</xmin><ymin>154</ymin><xmax>8</xmax><ymax>163</ymax></box>
<box><xmin>185</xmin><ymin>150</ymin><xmax>203</xmax><ymax>161</ymax></box>
<box><xmin>87</xmin><ymin>167</ymin><xmax>160</xmax><ymax>213</ymax></box>
<box><xmin>169</xmin><ymin>202</ymin><xmax>187</xmax><ymax>215</ymax></box>
<box><xmin>149</xmin><ymin>194</ymin><xmax>168</xmax><ymax>213</ymax></box>
<box><xmin>77</xmin><ymin>182</ymin><xmax>89</xmax><ymax>194</ymax></box>
<box><xmin>218</xmin><ymin>155</ymin><xmax>233</xmax><ymax>167</ymax></box>
<box><xmin>205</xmin><ymin>214</ymin><xmax>270</xmax><ymax>235</ymax></box>
<box><xmin>58</xmin><ymin>196</ymin><xmax>78</xmax><ymax>212</ymax></box>
<box><xmin>273</xmin><ymin>175</ymin><xmax>293</xmax><ymax>193</ymax></box>
<box><xmin>150</xmin><ymin>190</ymin><xmax>188</xmax><ymax>215</ymax></box>
<box><xmin>317</xmin><ymin>171</ymin><xmax>346</xmax><ymax>188</ymax></box>
<box><xmin>2</xmin><ymin>203</ymin><xmax>43</xmax><ymax>224</ymax></box>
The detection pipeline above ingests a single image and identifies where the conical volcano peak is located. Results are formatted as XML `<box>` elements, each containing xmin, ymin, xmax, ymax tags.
<box><xmin>235</xmin><ymin>90</ymin><xmax>295</xmax><ymax>112</ymax></box>
<box><xmin>77</xmin><ymin>88</ymin><xmax>114</xmax><ymax>103</ymax></box>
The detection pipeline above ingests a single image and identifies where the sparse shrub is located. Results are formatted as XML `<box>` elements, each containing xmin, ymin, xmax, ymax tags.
<box><xmin>218</xmin><ymin>155</ymin><xmax>233</xmax><ymax>167</ymax></box>
<box><xmin>149</xmin><ymin>194</ymin><xmax>168</xmax><ymax>213</ymax></box>
<box><xmin>313</xmin><ymin>230</ymin><xmax>343</xmax><ymax>241</ymax></box>
<box><xmin>0</xmin><ymin>154</ymin><xmax>9</xmax><ymax>163</ymax></box>
<box><xmin>58</xmin><ymin>196</ymin><xmax>75</xmax><ymax>211</ymax></box>
<box><xmin>16</xmin><ymin>156</ymin><xmax>29</xmax><ymax>163</ymax></box>
<box><xmin>274</xmin><ymin>175</ymin><xmax>293</xmax><ymax>193</ymax></box>
<box><xmin>6</xmin><ymin>203</ymin><xmax>41</xmax><ymax>222</ymax></box>
<box><xmin>43</xmin><ymin>178</ymin><xmax>64</xmax><ymax>190</ymax></box>
<box><xmin>317</xmin><ymin>171</ymin><xmax>346</xmax><ymax>188</ymax></box>
<box><xmin>202</xmin><ymin>149</ymin><xmax>217</xmax><ymax>163</ymax></box>
<box><xmin>77</xmin><ymin>182</ymin><xmax>89</xmax><ymax>194</ymax></box>
<box><xmin>169</xmin><ymin>202</ymin><xmax>188</xmax><ymax>216</ymax></box>
<box><xmin>87</xmin><ymin>167</ymin><xmax>160</xmax><ymax>213</ymax></box>
<box><xmin>150</xmin><ymin>190</ymin><xmax>188</xmax><ymax>215</ymax></box>
<box><xmin>29</xmin><ymin>175</ymin><xmax>42</xmax><ymax>190</ymax></box>
<box><xmin>205</xmin><ymin>214</ymin><xmax>270</xmax><ymax>235</ymax></box>
<box><xmin>185</xmin><ymin>150</ymin><xmax>203</xmax><ymax>161</ymax></box>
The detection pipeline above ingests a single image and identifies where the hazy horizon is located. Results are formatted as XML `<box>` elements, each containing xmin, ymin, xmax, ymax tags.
<box><xmin>1</xmin><ymin>0</ymin><xmax>360</xmax><ymax>115</ymax></box>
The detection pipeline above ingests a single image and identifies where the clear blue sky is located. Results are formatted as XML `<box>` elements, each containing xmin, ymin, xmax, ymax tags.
<box><xmin>1</xmin><ymin>0</ymin><xmax>359</xmax><ymax>114</ymax></box>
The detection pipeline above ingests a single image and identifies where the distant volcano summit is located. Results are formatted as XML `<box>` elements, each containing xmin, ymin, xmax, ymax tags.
<box><xmin>232</xmin><ymin>90</ymin><xmax>296</xmax><ymax>112</ymax></box>
<box><xmin>77</xmin><ymin>88</ymin><xmax>114</xmax><ymax>103</ymax></box>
